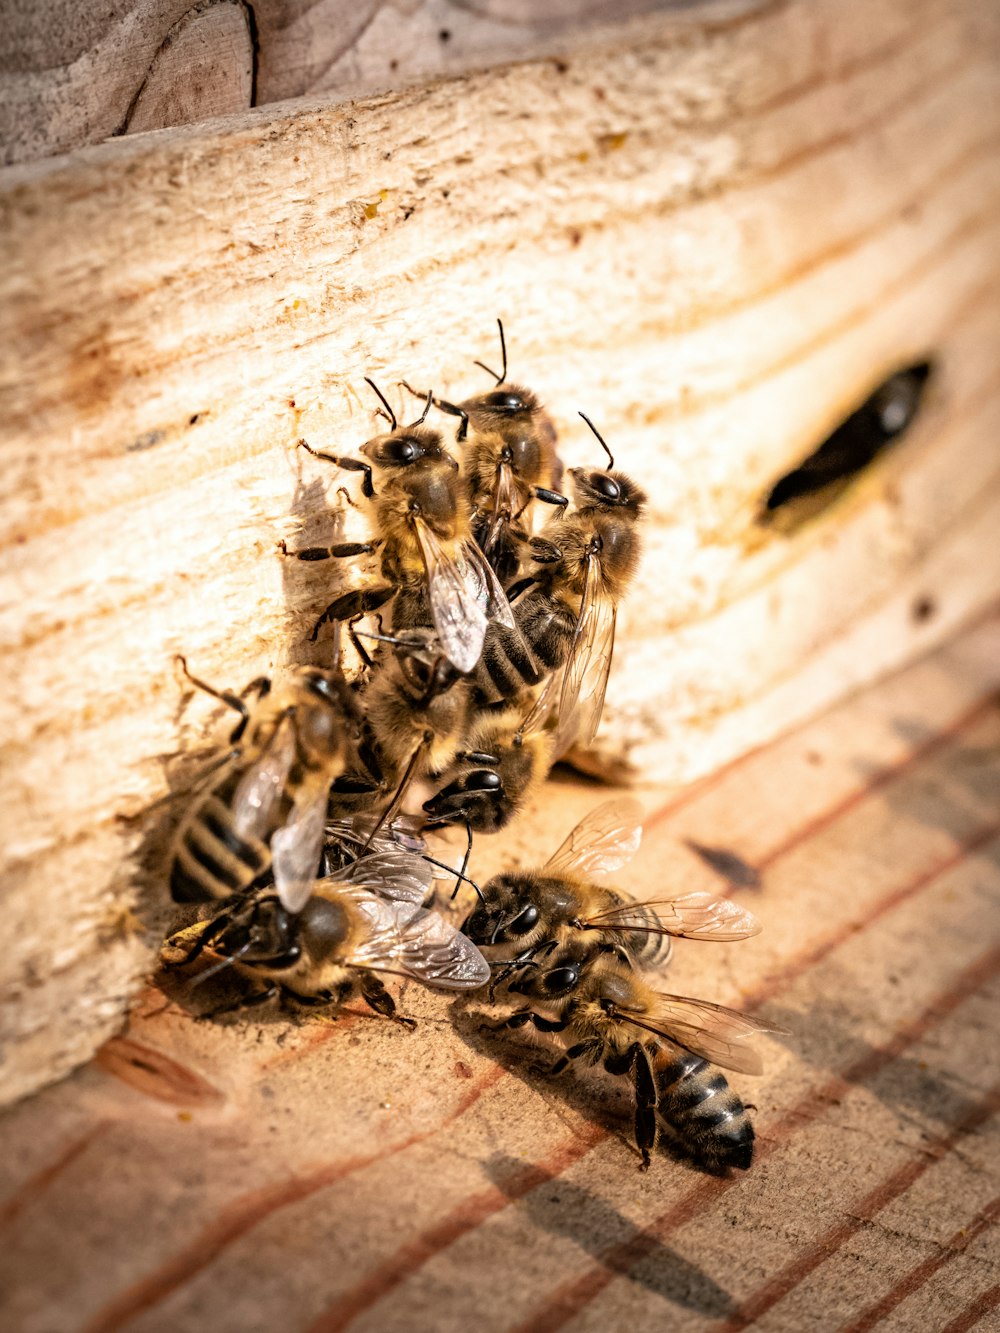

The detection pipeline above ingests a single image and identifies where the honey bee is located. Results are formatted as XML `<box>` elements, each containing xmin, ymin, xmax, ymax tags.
<box><xmin>494</xmin><ymin>947</ymin><xmax>779</xmax><ymax>1171</ymax></box>
<box><xmin>282</xmin><ymin>380</ymin><xmax>520</xmax><ymax>675</ymax></box>
<box><xmin>350</xmin><ymin>626</ymin><xmax>475</xmax><ymax>810</ymax></box>
<box><xmin>475</xmin><ymin>414</ymin><xmax>646</xmax><ymax>754</ymax></box>
<box><xmin>162</xmin><ymin>849</ymin><xmax>490</xmax><ymax>1020</ymax></box>
<box><xmin>463</xmin><ymin>798</ymin><xmax>760</xmax><ymax>972</ymax></box>
<box><xmin>421</xmin><ymin>698</ymin><xmax>555</xmax><ymax>835</ymax></box>
<box><xmin>169</xmin><ymin>657</ymin><xmax>365</xmax><ymax>913</ymax></box>
<box><xmin>407</xmin><ymin>320</ymin><xmax>566</xmax><ymax>582</ymax></box>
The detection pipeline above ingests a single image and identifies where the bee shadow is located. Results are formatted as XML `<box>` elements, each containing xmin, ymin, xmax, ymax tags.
<box><xmin>480</xmin><ymin>1151</ymin><xmax>737</xmax><ymax>1318</ymax></box>
<box><xmin>446</xmin><ymin>997</ymin><xmax>737</xmax><ymax>1179</ymax></box>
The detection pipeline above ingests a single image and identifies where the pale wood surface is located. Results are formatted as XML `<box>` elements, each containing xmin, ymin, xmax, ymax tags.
<box><xmin>0</xmin><ymin>0</ymin><xmax>738</xmax><ymax>165</ymax></box>
<box><xmin>1</xmin><ymin>0</ymin><xmax>999</xmax><ymax>1103</ymax></box>
<box><xmin>1</xmin><ymin>614</ymin><xmax>999</xmax><ymax>1333</ymax></box>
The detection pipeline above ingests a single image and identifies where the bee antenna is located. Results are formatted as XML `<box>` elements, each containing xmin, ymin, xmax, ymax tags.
<box><xmin>409</xmin><ymin>389</ymin><xmax>434</xmax><ymax>428</ymax></box>
<box><xmin>364</xmin><ymin>377</ymin><xmax>397</xmax><ymax>431</ymax></box>
<box><xmin>579</xmin><ymin>412</ymin><xmax>614</xmax><ymax>470</ymax></box>
<box><xmin>422</xmin><ymin>854</ymin><xmax>485</xmax><ymax>904</ymax></box>
<box><xmin>473</xmin><ymin>317</ymin><xmax>507</xmax><ymax>385</ymax></box>
<box><xmin>190</xmin><ymin>935</ymin><xmax>255</xmax><ymax>988</ymax></box>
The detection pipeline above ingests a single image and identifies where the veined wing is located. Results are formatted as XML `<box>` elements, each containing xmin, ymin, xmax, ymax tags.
<box><xmin>232</xmin><ymin>711</ymin><xmax>297</xmax><ymax>841</ymax></box>
<box><xmin>554</xmin><ymin>552</ymin><xmax>616</xmax><ymax>753</ymax></box>
<box><xmin>617</xmin><ymin>993</ymin><xmax>786</xmax><ymax>1076</ymax></box>
<box><xmin>462</xmin><ymin>537</ymin><xmax>519</xmax><ymax>633</ymax></box>
<box><xmin>346</xmin><ymin>892</ymin><xmax>491</xmax><ymax>989</ymax></box>
<box><xmin>544</xmin><ymin>797</ymin><xmax>644</xmax><ymax>879</ymax></box>
<box><xmin>582</xmin><ymin>892</ymin><xmax>762</xmax><ymax>942</ymax></box>
<box><xmin>480</xmin><ymin>458</ymin><xmax>524</xmax><ymax>570</ymax></box>
<box><xmin>271</xmin><ymin>787</ymin><xmax>327</xmax><ymax>913</ymax></box>
<box><xmin>413</xmin><ymin>516</ymin><xmax>488</xmax><ymax>674</ymax></box>
<box><xmin>331</xmin><ymin>848</ymin><xmax>434</xmax><ymax>916</ymax></box>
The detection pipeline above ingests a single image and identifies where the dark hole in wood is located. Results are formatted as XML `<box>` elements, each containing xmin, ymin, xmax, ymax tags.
<box><xmin>762</xmin><ymin>360</ymin><xmax>934</xmax><ymax>518</ymax></box>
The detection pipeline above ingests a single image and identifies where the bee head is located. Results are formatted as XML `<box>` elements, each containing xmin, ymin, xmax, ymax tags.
<box><xmin>221</xmin><ymin>896</ymin><xmax>300</xmax><ymax>968</ymax></box>
<box><xmin>361</xmin><ymin>425</ymin><xmax>455</xmax><ymax>471</ymax></box>
<box><xmin>569</xmin><ymin>467</ymin><xmax>646</xmax><ymax>516</ymax></box>
<box><xmin>297</xmin><ymin>894</ymin><xmax>351</xmax><ymax>961</ymax></box>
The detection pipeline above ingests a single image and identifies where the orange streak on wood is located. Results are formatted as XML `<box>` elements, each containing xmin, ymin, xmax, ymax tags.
<box><xmin>940</xmin><ymin>1283</ymin><xmax>1000</xmax><ymax>1333</ymax></box>
<box><xmin>81</xmin><ymin>1065</ymin><xmax>505</xmax><ymax>1333</ymax></box>
<box><xmin>0</xmin><ymin>1123</ymin><xmax>107</xmax><ymax>1232</ymax></box>
<box><xmin>510</xmin><ymin>942</ymin><xmax>1000</xmax><ymax>1333</ymax></box>
<box><xmin>79</xmin><ymin>679</ymin><xmax>1000</xmax><ymax>1327</ymax></box>
<box><xmin>841</xmin><ymin>1195</ymin><xmax>1000</xmax><ymax>1333</ymax></box>
<box><xmin>754</xmin><ymin>692</ymin><xmax>1000</xmax><ymax>872</ymax></box>
<box><xmin>95</xmin><ymin>1038</ymin><xmax>226</xmax><ymax>1108</ymax></box>
<box><xmin>643</xmin><ymin>606</ymin><xmax>1000</xmax><ymax>840</ymax></box>
<box><xmin>307</xmin><ymin>1122</ymin><xmax>608</xmax><ymax>1333</ymax></box>
<box><xmin>715</xmin><ymin>1088</ymin><xmax>1000</xmax><ymax>1332</ymax></box>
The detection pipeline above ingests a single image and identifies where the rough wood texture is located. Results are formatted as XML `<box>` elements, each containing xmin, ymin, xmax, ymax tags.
<box><xmin>0</xmin><ymin>0</ymin><xmax>727</xmax><ymax>165</ymax></box>
<box><xmin>2</xmin><ymin>0</ymin><xmax>1000</xmax><ymax>1105</ymax></box>
<box><xmin>1</xmin><ymin>615</ymin><xmax>999</xmax><ymax>1332</ymax></box>
<box><xmin>123</xmin><ymin>1</ymin><xmax>255</xmax><ymax>135</ymax></box>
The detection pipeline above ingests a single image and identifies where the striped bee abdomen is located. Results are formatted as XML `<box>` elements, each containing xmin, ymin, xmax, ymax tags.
<box><xmin>655</xmin><ymin>1048</ymin><xmax>755</xmax><ymax>1171</ymax></box>
<box><xmin>169</xmin><ymin>791</ymin><xmax>271</xmax><ymax>904</ymax></box>
<box><xmin>622</xmin><ymin>900</ymin><xmax>674</xmax><ymax>971</ymax></box>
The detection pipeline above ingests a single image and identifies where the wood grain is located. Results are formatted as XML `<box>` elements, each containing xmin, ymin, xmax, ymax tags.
<box><xmin>0</xmin><ymin>0</ymin><xmax>744</xmax><ymax>165</ymax></box>
<box><xmin>0</xmin><ymin>614</ymin><xmax>998</xmax><ymax>1332</ymax></box>
<box><xmin>1</xmin><ymin>0</ymin><xmax>999</xmax><ymax>1104</ymax></box>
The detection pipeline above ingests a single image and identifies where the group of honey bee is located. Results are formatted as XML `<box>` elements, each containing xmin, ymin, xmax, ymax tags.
<box><xmin>160</xmin><ymin>323</ymin><xmax>780</xmax><ymax>1173</ymax></box>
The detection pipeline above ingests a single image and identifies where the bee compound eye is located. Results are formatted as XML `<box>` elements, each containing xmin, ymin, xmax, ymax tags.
<box><xmin>467</xmin><ymin>770</ymin><xmax>502</xmax><ymax>792</ymax></box>
<box><xmin>593</xmin><ymin>473</ymin><xmax>621</xmax><ymax>501</ymax></box>
<box><xmin>486</xmin><ymin>391</ymin><xmax>525</xmax><ymax>413</ymax></box>
<box><xmin>544</xmin><ymin>965</ymin><xmax>579</xmax><ymax>994</ymax></box>
<box><xmin>508</xmin><ymin>904</ymin><xmax>540</xmax><ymax>935</ymax></box>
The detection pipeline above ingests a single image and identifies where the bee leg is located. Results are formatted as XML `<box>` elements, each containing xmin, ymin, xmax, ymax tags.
<box><xmin>486</xmin><ymin>949</ymin><xmax>539</xmax><ymax>1001</ymax></box>
<box><xmin>297</xmin><ymin>440</ymin><xmax>375</xmax><ymax>499</ymax></box>
<box><xmin>480</xmin><ymin>1008</ymin><xmax>534</xmax><ymax>1035</ymax></box>
<box><xmin>532</xmin><ymin>486</ymin><xmax>569</xmax><ymax>508</ymax></box>
<box><xmin>175</xmin><ymin>655</ymin><xmax>256</xmax><ymax>742</ymax></box>
<box><xmin>423</xmin><ymin>391</ymin><xmax>470</xmax><ymax>442</ymax></box>
<box><xmin>360</xmin><ymin>974</ymin><xmax>417</xmax><ymax>1030</ymax></box>
<box><xmin>278</xmin><ymin>539</ymin><xmax>377</xmax><ymax>562</ymax></box>
<box><xmin>308</xmin><ymin>585</ymin><xmax>394</xmax><ymax>645</ymax></box>
<box><xmin>631</xmin><ymin>1043</ymin><xmax>659</xmax><ymax>1172</ymax></box>
<box><xmin>196</xmin><ymin>984</ymin><xmax>280</xmax><ymax>1020</ymax></box>
<box><xmin>549</xmin><ymin>1040</ymin><xmax>598</xmax><ymax>1077</ymax></box>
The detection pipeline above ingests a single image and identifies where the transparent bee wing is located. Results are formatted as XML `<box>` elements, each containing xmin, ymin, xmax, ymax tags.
<box><xmin>543</xmin><ymin>797</ymin><xmax>645</xmax><ymax>879</ymax></box>
<box><xmin>517</xmin><ymin>663</ymin><xmax>563</xmax><ymax>740</ymax></box>
<box><xmin>333</xmin><ymin>848</ymin><xmax>434</xmax><ymax>916</ymax></box>
<box><xmin>345</xmin><ymin>891</ymin><xmax>491</xmax><ymax>989</ymax></box>
<box><xmin>553</xmin><ymin>553</ymin><xmax>616</xmax><ymax>754</ymax></box>
<box><xmin>271</xmin><ymin>788</ymin><xmax>327</xmax><ymax>913</ymax></box>
<box><xmin>232</xmin><ymin>712</ymin><xmax>297</xmax><ymax>841</ymax></box>
<box><xmin>463</xmin><ymin>537</ymin><xmax>520</xmax><ymax>633</ymax></box>
<box><xmin>481</xmin><ymin>460</ymin><xmax>530</xmax><ymax>565</ymax></box>
<box><xmin>582</xmin><ymin>893</ymin><xmax>762</xmax><ymax>942</ymax></box>
<box><xmin>619</xmin><ymin>993</ymin><xmax>786</xmax><ymax>1076</ymax></box>
<box><xmin>413</xmin><ymin>516</ymin><xmax>489</xmax><ymax>674</ymax></box>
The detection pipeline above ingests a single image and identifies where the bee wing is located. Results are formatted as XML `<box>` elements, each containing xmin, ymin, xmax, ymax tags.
<box><xmin>270</xmin><ymin>787</ymin><xmax>328</xmax><ymax>913</ymax></box>
<box><xmin>583</xmin><ymin>892</ymin><xmax>762</xmax><ymax>942</ymax></box>
<box><xmin>232</xmin><ymin>712</ymin><xmax>297</xmax><ymax>841</ymax></box>
<box><xmin>345</xmin><ymin>892</ymin><xmax>491</xmax><ymax>989</ymax></box>
<box><xmin>334</xmin><ymin>848</ymin><xmax>434</xmax><ymax>915</ymax></box>
<box><xmin>554</xmin><ymin>553</ymin><xmax>616</xmax><ymax>753</ymax></box>
<box><xmin>543</xmin><ymin>797</ymin><xmax>645</xmax><ymax>878</ymax></box>
<box><xmin>413</xmin><ymin>516</ymin><xmax>489</xmax><ymax>674</ymax></box>
<box><xmin>462</xmin><ymin>537</ymin><xmax>520</xmax><ymax>633</ymax></box>
<box><xmin>620</xmin><ymin>993</ymin><xmax>786</xmax><ymax>1076</ymax></box>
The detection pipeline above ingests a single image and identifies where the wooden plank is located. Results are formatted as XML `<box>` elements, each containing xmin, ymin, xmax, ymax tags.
<box><xmin>1</xmin><ymin>0</ymin><xmax>999</xmax><ymax>1101</ymax></box>
<box><xmin>1</xmin><ymin>614</ymin><xmax>999</xmax><ymax>1331</ymax></box>
<box><xmin>0</xmin><ymin>0</ymin><xmax>742</xmax><ymax>165</ymax></box>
